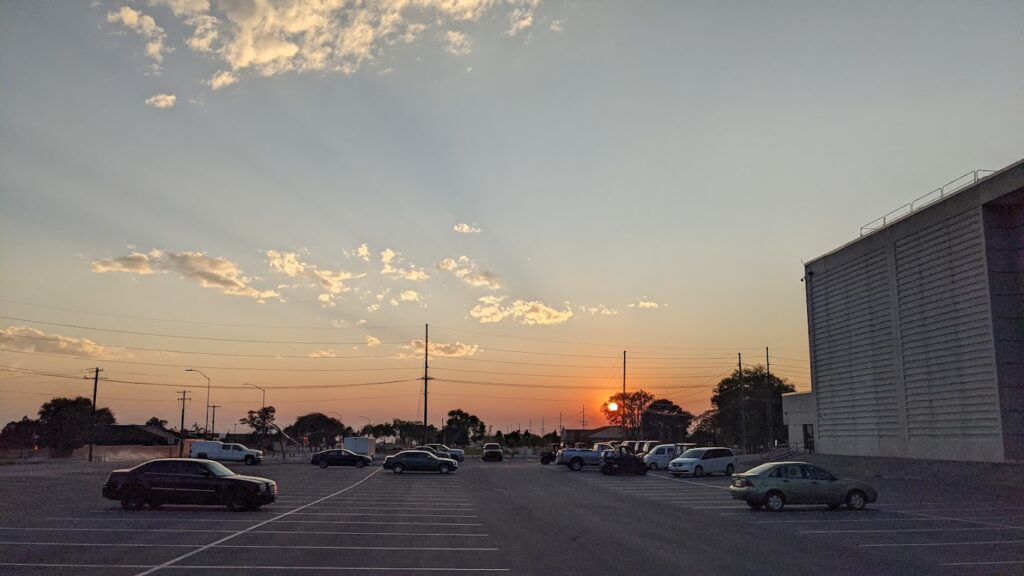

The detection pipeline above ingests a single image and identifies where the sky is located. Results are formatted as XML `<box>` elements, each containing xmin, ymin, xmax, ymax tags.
<box><xmin>1</xmin><ymin>0</ymin><xmax>1023</xmax><ymax>436</ymax></box>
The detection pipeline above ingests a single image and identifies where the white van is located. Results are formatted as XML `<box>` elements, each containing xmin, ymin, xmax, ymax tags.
<box><xmin>643</xmin><ymin>444</ymin><xmax>682</xmax><ymax>470</ymax></box>
<box><xmin>668</xmin><ymin>447</ymin><xmax>736</xmax><ymax>477</ymax></box>
<box><xmin>189</xmin><ymin>441</ymin><xmax>263</xmax><ymax>465</ymax></box>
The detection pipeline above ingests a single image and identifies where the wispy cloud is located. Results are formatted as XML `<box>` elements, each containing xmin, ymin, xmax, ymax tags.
<box><xmin>453</xmin><ymin>222</ymin><xmax>482</xmax><ymax>234</ymax></box>
<box><xmin>444</xmin><ymin>30</ymin><xmax>472</xmax><ymax>55</ymax></box>
<box><xmin>266</xmin><ymin>250</ymin><xmax>364</xmax><ymax>305</ymax></box>
<box><xmin>308</xmin><ymin>348</ymin><xmax>337</xmax><ymax>358</ymax></box>
<box><xmin>469</xmin><ymin>295</ymin><xmax>573</xmax><ymax>325</ymax></box>
<box><xmin>438</xmin><ymin>256</ymin><xmax>501</xmax><ymax>290</ymax></box>
<box><xmin>93</xmin><ymin>249</ymin><xmax>280</xmax><ymax>301</ymax></box>
<box><xmin>207</xmin><ymin>70</ymin><xmax>238</xmax><ymax>90</ymax></box>
<box><xmin>549</xmin><ymin>20</ymin><xmax>563</xmax><ymax>32</ymax></box>
<box><xmin>380</xmin><ymin>249</ymin><xmax>429</xmax><ymax>282</ymax></box>
<box><xmin>572</xmin><ymin>303</ymin><xmax>618</xmax><ymax>316</ymax></box>
<box><xmin>628</xmin><ymin>298</ymin><xmax>668</xmax><ymax>310</ymax></box>
<box><xmin>507</xmin><ymin>0</ymin><xmax>541</xmax><ymax>36</ymax></box>
<box><xmin>0</xmin><ymin>326</ymin><xmax>122</xmax><ymax>359</ymax></box>
<box><xmin>144</xmin><ymin>93</ymin><xmax>177</xmax><ymax>109</ymax></box>
<box><xmin>343</xmin><ymin>243</ymin><xmax>372</xmax><ymax>262</ymax></box>
<box><xmin>364</xmin><ymin>335</ymin><xmax>381</xmax><ymax>348</ymax></box>
<box><xmin>398</xmin><ymin>339</ymin><xmax>480</xmax><ymax>358</ymax></box>
<box><xmin>107</xmin><ymin>6</ymin><xmax>168</xmax><ymax>70</ymax></box>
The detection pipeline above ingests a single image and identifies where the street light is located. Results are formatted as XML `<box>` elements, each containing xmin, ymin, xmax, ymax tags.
<box><xmin>185</xmin><ymin>369</ymin><xmax>211</xmax><ymax>438</ymax></box>
<box><xmin>244</xmin><ymin>383</ymin><xmax>266</xmax><ymax>408</ymax></box>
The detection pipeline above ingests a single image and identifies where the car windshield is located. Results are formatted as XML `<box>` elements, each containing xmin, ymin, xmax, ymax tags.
<box><xmin>679</xmin><ymin>449</ymin><xmax>706</xmax><ymax>459</ymax></box>
<box><xmin>205</xmin><ymin>461</ymin><xmax>235</xmax><ymax>477</ymax></box>
<box><xmin>743</xmin><ymin>463</ymin><xmax>781</xmax><ymax>476</ymax></box>
<box><xmin>484</xmin><ymin>444</ymin><xmax>499</xmax><ymax>450</ymax></box>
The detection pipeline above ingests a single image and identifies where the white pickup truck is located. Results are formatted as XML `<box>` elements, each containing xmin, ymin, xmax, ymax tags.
<box><xmin>190</xmin><ymin>441</ymin><xmax>263</xmax><ymax>465</ymax></box>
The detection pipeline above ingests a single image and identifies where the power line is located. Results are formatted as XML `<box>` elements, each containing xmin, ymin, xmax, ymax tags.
<box><xmin>0</xmin><ymin>349</ymin><xmax>420</xmax><ymax>372</ymax></box>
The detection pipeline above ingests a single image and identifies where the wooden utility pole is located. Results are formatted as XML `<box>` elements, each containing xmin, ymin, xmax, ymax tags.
<box><xmin>623</xmin><ymin>350</ymin><xmax>627</xmax><ymax>439</ymax></box>
<box><xmin>766</xmin><ymin>346</ymin><xmax>773</xmax><ymax>447</ymax></box>
<box><xmin>86</xmin><ymin>368</ymin><xmax>102</xmax><ymax>462</ymax></box>
<box><xmin>210</xmin><ymin>405</ymin><xmax>221</xmax><ymax>439</ymax></box>
<box><xmin>738</xmin><ymin>353</ymin><xmax>747</xmax><ymax>454</ymax></box>
<box><xmin>422</xmin><ymin>324</ymin><xmax>431</xmax><ymax>445</ymax></box>
<box><xmin>177</xmin><ymin>390</ymin><xmax>191</xmax><ymax>457</ymax></box>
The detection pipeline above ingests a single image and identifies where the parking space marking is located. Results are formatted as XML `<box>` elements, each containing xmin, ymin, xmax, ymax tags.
<box><xmin>0</xmin><ymin>527</ymin><xmax>489</xmax><ymax>536</ymax></box>
<box><xmin>0</xmin><ymin>542</ymin><xmax>499</xmax><ymax>551</ymax></box>
<box><xmin>133</xmin><ymin>468</ymin><xmax>382</xmax><ymax>576</ymax></box>
<box><xmin>47</xmin><ymin>517</ymin><xmax>483</xmax><ymax>526</ymax></box>
<box><xmin>939</xmin><ymin>560</ymin><xmax>1024</xmax><ymax>567</ymax></box>
<box><xmin>0</xmin><ymin>565</ymin><xmax>511</xmax><ymax>572</ymax></box>
<box><xmin>860</xmin><ymin>540</ymin><xmax>1024</xmax><ymax>547</ymax></box>
<box><xmin>646</xmin><ymin>473</ymin><xmax>732</xmax><ymax>489</ymax></box>
<box><xmin>800</xmin><ymin>527</ymin><xmax>1023</xmax><ymax>534</ymax></box>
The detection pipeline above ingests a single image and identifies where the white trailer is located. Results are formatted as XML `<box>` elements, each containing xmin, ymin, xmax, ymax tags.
<box><xmin>344</xmin><ymin>437</ymin><xmax>376</xmax><ymax>459</ymax></box>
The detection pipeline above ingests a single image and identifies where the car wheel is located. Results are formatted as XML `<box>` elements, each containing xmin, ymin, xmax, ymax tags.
<box><xmin>356</xmin><ymin>459</ymin><xmax>366</xmax><ymax>468</ymax></box>
<box><xmin>694</xmin><ymin>466</ymin><xmax>704</xmax><ymax>478</ymax></box>
<box><xmin>846</xmin><ymin>490</ymin><xmax>867</xmax><ymax>511</ymax></box>
<box><xmin>226</xmin><ymin>488</ymin><xmax>250</xmax><ymax>512</ymax></box>
<box><xmin>765</xmin><ymin>491</ymin><xmax>785</xmax><ymax>512</ymax></box>
<box><xmin>648</xmin><ymin>463</ymin><xmax>658</xmax><ymax>470</ymax></box>
<box><xmin>244</xmin><ymin>455</ymin><xmax>256</xmax><ymax>465</ymax></box>
<box><xmin>569</xmin><ymin>458</ymin><xmax>583</xmax><ymax>472</ymax></box>
<box><xmin>827</xmin><ymin>503</ymin><xmax>840</xmax><ymax>510</ymax></box>
<box><xmin>393</xmin><ymin>463</ymin><xmax>404</xmax><ymax>474</ymax></box>
<box><xmin>725</xmin><ymin>464</ymin><xmax>734</xmax><ymax>475</ymax></box>
<box><xmin>120</xmin><ymin>487</ymin><xmax>146</xmax><ymax>511</ymax></box>
<box><xmin>439</xmin><ymin>463</ymin><xmax>450</xmax><ymax>474</ymax></box>
<box><xmin>601</xmin><ymin>464</ymin><xmax>613</xmax><ymax>475</ymax></box>
<box><xmin>319</xmin><ymin>460</ymin><xmax>329</xmax><ymax>469</ymax></box>
<box><xmin>747</xmin><ymin>501</ymin><xmax>764</xmax><ymax>510</ymax></box>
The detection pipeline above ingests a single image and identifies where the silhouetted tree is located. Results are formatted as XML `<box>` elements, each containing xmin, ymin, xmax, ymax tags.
<box><xmin>285</xmin><ymin>413</ymin><xmax>346</xmax><ymax>448</ymax></box>
<box><xmin>601</xmin><ymin>389</ymin><xmax>655</xmax><ymax>440</ymax></box>
<box><xmin>145</xmin><ymin>417</ymin><xmax>168</xmax><ymax>428</ymax></box>
<box><xmin>443</xmin><ymin>409</ymin><xmax>487</xmax><ymax>446</ymax></box>
<box><xmin>239</xmin><ymin>406</ymin><xmax>276</xmax><ymax>447</ymax></box>
<box><xmin>641</xmin><ymin>399</ymin><xmax>694</xmax><ymax>442</ymax></box>
<box><xmin>711</xmin><ymin>365</ymin><xmax>794</xmax><ymax>452</ymax></box>
<box><xmin>37</xmin><ymin>397</ymin><xmax>116</xmax><ymax>457</ymax></box>
<box><xmin>0</xmin><ymin>416</ymin><xmax>42</xmax><ymax>451</ymax></box>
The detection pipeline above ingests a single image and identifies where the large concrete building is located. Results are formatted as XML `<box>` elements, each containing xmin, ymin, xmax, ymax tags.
<box><xmin>797</xmin><ymin>159</ymin><xmax>1023</xmax><ymax>463</ymax></box>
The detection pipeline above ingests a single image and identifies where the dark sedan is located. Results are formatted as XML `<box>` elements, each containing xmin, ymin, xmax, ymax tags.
<box><xmin>382</xmin><ymin>450</ymin><xmax>458</xmax><ymax>474</ymax></box>
<box><xmin>102</xmin><ymin>458</ymin><xmax>277</xmax><ymax>511</ymax></box>
<box><xmin>311</xmin><ymin>449</ymin><xmax>372</xmax><ymax>469</ymax></box>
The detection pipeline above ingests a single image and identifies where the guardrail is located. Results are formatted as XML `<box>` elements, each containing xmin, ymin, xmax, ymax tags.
<box><xmin>859</xmin><ymin>169</ymin><xmax>996</xmax><ymax>236</ymax></box>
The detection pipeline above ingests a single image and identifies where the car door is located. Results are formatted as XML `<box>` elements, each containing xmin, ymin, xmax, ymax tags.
<box><xmin>778</xmin><ymin>464</ymin><xmax>813</xmax><ymax>504</ymax></box>
<box><xmin>802</xmin><ymin>465</ymin><xmax>838</xmax><ymax>504</ymax></box>
<box><xmin>181</xmin><ymin>461</ymin><xmax>220</xmax><ymax>504</ymax></box>
<box><xmin>143</xmin><ymin>461</ymin><xmax>180</xmax><ymax>504</ymax></box>
<box><xmin>701</xmin><ymin>449</ymin><xmax>719</xmax><ymax>474</ymax></box>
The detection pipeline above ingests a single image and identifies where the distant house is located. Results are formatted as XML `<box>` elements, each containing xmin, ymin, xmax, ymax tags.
<box><xmin>95</xmin><ymin>425</ymin><xmax>178</xmax><ymax>446</ymax></box>
<box><xmin>560</xmin><ymin>426</ymin><xmax>623</xmax><ymax>445</ymax></box>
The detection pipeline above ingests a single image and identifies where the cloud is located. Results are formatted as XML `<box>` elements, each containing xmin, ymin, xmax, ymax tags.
<box><xmin>628</xmin><ymin>298</ymin><xmax>668</xmax><ymax>310</ymax></box>
<box><xmin>145</xmin><ymin>93</ymin><xmax>177</xmax><ymax>109</ymax></box>
<box><xmin>398</xmin><ymin>339</ymin><xmax>480</xmax><ymax>359</ymax></box>
<box><xmin>572</xmin><ymin>303</ymin><xmax>618</xmax><ymax>316</ymax></box>
<box><xmin>208</xmin><ymin>70</ymin><xmax>238</xmax><ymax>90</ymax></box>
<box><xmin>152</xmin><ymin>0</ymin><xmax>210</xmax><ymax>17</ymax></box>
<box><xmin>437</xmin><ymin>255</ymin><xmax>501</xmax><ymax>290</ymax></box>
<box><xmin>365</xmin><ymin>335</ymin><xmax>381</xmax><ymax>348</ymax></box>
<box><xmin>549</xmin><ymin>19</ymin><xmax>563</xmax><ymax>32</ymax></box>
<box><xmin>266</xmin><ymin>250</ymin><xmax>364</xmax><ymax>304</ymax></box>
<box><xmin>453</xmin><ymin>222</ymin><xmax>482</xmax><ymax>234</ymax></box>
<box><xmin>308</xmin><ymin>348</ymin><xmax>337</xmax><ymax>358</ymax></box>
<box><xmin>380</xmin><ymin>249</ymin><xmax>429</xmax><ymax>282</ymax></box>
<box><xmin>107</xmin><ymin>6</ymin><xmax>168</xmax><ymax>68</ymax></box>
<box><xmin>366</xmin><ymin>303</ymin><xmax>381</xmax><ymax>313</ymax></box>
<box><xmin>0</xmin><ymin>326</ymin><xmax>121</xmax><ymax>359</ymax></box>
<box><xmin>92</xmin><ymin>249</ymin><xmax>280</xmax><ymax>300</ymax></box>
<box><xmin>507</xmin><ymin>0</ymin><xmax>541</xmax><ymax>36</ymax></box>
<box><xmin>399</xmin><ymin>290</ymin><xmax>421</xmax><ymax>302</ymax></box>
<box><xmin>444</xmin><ymin>30</ymin><xmax>471</xmax><ymax>55</ymax></box>
<box><xmin>355</xmin><ymin>243</ymin><xmax>371</xmax><ymax>261</ymax></box>
<box><xmin>469</xmin><ymin>295</ymin><xmax>573</xmax><ymax>325</ymax></box>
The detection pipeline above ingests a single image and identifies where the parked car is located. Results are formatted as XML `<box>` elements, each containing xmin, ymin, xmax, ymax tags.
<box><xmin>417</xmin><ymin>445</ymin><xmax>449</xmax><ymax>459</ymax></box>
<box><xmin>600</xmin><ymin>446</ymin><xmax>648</xmax><ymax>476</ymax></box>
<box><xmin>555</xmin><ymin>446</ymin><xmax>603</xmax><ymax>471</ymax></box>
<box><xmin>382</xmin><ymin>450</ymin><xmax>458</xmax><ymax>474</ymax></box>
<box><xmin>310</xmin><ymin>448</ymin><xmax>372</xmax><ymax>469</ymax></box>
<box><xmin>426</xmin><ymin>443</ymin><xmax>465</xmax><ymax>462</ymax></box>
<box><xmin>619</xmin><ymin>441</ymin><xmax>638</xmax><ymax>453</ymax></box>
<box><xmin>189</xmin><ymin>440</ymin><xmax>263</xmax><ymax>465</ymax></box>
<box><xmin>643</xmin><ymin>444</ymin><xmax>683</xmax><ymax>470</ymax></box>
<box><xmin>636</xmin><ymin>441</ymin><xmax>660</xmax><ymax>457</ymax></box>
<box><xmin>729</xmin><ymin>461</ymin><xmax>878</xmax><ymax>512</ymax></box>
<box><xmin>481</xmin><ymin>443</ymin><xmax>504</xmax><ymax>462</ymax></box>
<box><xmin>102</xmin><ymin>458</ymin><xmax>276</xmax><ymax>511</ymax></box>
<box><xmin>668</xmin><ymin>447</ymin><xmax>736</xmax><ymax>477</ymax></box>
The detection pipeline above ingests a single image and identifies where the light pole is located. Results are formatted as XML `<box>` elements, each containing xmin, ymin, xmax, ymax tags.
<box><xmin>185</xmin><ymin>369</ymin><xmax>211</xmax><ymax>438</ymax></box>
<box><xmin>244</xmin><ymin>383</ymin><xmax>266</xmax><ymax>409</ymax></box>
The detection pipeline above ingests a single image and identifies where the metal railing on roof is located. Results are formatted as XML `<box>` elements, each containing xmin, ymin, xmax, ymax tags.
<box><xmin>859</xmin><ymin>169</ymin><xmax>997</xmax><ymax>236</ymax></box>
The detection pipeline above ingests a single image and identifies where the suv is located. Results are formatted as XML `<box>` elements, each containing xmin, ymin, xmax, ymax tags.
<box><xmin>668</xmin><ymin>447</ymin><xmax>736</xmax><ymax>477</ymax></box>
<box><xmin>481</xmin><ymin>443</ymin><xmax>504</xmax><ymax>462</ymax></box>
<box><xmin>102</xmin><ymin>458</ymin><xmax>277</xmax><ymax>511</ymax></box>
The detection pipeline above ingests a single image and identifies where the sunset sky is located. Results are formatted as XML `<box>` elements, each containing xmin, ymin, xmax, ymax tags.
<box><xmin>2</xmin><ymin>1</ymin><xmax>1023</xmax><ymax>435</ymax></box>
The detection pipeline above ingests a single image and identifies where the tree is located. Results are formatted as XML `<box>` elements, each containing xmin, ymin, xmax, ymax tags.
<box><xmin>391</xmin><ymin>419</ymin><xmax>434</xmax><ymax>445</ymax></box>
<box><xmin>284</xmin><ymin>413</ymin><xmax>345</xmax><ymax>448</ymax></box>
<box><xmin>641</xmin><ymin>399</ymin><xmax>694</xmax><ymax>442</ymax></box>
<box><xmin>145</xmin><ymin>417</ymin><xmax>168</xmax><ymax>428</ymax></box>
<box><xmin>689</xmin><ymin>409</ymin><xmax>720</xmax><ymax>446</ymax></box>
<box><xmin>601</xmin><ymin>389</ymin><xmax>655</xmax><ymax>439</ymax></box>
<box><xmin>239</xmin><ymin>406</ymin><xmax>276</xmax><ymax>447</ymax></box>
<box><xmin>37</xmin><ymin>397</ymin><xmax>116</xmax><ymax>457</ymax></box>
<box><xmin>0</xmin><ymin>416</ymin><xmax>42</xmax><ymax>451</ymax></box>
<box><xmin>443</xmin><ymin>409</ymin><xmax>487</xmax><ymax>446</ymax></box>
<box><xmin>710</xmin><ymin>365</ymin><xmax>794</xmax><ymax>453</ymax></box>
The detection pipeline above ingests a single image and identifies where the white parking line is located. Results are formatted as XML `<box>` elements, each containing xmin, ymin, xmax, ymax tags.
<box><xmin>939</xmin><ymin>561</ymin><xmax>1024</xmax><ymax>567</ymax></box>
<box><xmin>647</xmin><ymin>474</ymin><xmax>731</xmax><ymax>490</ymax></box>
<box><xmin>860</xmin><ymin>540</ymin><xmax>1024</xmax><ymax>547</ymax></box>
<box><xmin>49</xmin><ymin>518</ymin><xmax>483</xmax><ymax>526</ymax></box>
<box><xmin>801</xmin><ymin>527</ymin><xmax>1024</xmax><ymax>534</ymax></box>
<box><xmin>133</xmin><ymin>468</ymin><xmax>382</xmax><ymax>576</ymax></box>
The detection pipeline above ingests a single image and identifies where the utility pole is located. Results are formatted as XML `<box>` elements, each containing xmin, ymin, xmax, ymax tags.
<box><xmin>422</xmin><ymin>323</ymin><xmax>432</xmax><ymax>446</ymax></box>
<box><xmin>177</xmin><ymin>390</ymin><xmax>191</xmax><ymax>457</ymax></box>
<box><xmin>210</xmin><ymin>405</ymin><xmax>221</xmax><ymax>439</ymax></box>
<box><xmin>86</xmin><ymin>368</ymin><xmax>102</xmax><ymax>462</ymax></box>
<box><xmin>581</xmin><ymin>404</ymin><xmax>586</xmax><ymax>429</ymax></box>
<box><xmin>765</xmin><ymin>346</ymin><xmax>774</xmax><ymax>447</ymax></box>
<box><xmin>541</xmin><ymin>417</ymin><xmax>545</xmax><ymax>437</ymax></box>
<box><xmin>623</xmin><ymin>350</ymin><xmax>627</xmax><ymax>440</ymax></box>
<box><xmin>738</xmin><ymin>353</ymin><xmax>747</xmax><ymax>454</ymax></box>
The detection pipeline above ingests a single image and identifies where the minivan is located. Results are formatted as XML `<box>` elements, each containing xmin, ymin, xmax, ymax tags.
<box><xmin>668</xmin><ymin>447</ymin><xmax>736</xmax><ymax>477</ymax></box>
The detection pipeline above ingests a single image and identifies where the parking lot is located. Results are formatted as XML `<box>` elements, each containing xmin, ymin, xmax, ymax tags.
<box><xmin>0</xmin><ymin>456</ymin><xmax>1021</xmax><ymax>574</ymax></box>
